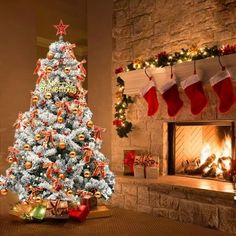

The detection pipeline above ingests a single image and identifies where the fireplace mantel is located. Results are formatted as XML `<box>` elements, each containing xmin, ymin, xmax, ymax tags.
<box><xmin>118</xmin><ymin>54</ymin><xmax>236</xmax><ymax>95</ymax></box>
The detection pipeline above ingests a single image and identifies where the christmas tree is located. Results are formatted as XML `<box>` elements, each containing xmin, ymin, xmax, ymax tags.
<box><xmin>0</xmin><ymin>20</ymin><xmax>115</xmax><ymax>218</ymax></box>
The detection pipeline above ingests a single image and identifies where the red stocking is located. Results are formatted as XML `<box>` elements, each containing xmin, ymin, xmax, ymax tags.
<box><xmin>159</xmin><ymin>80</ymin><xmax>183</xmax><ymax>117</ymax></box>
<box><xmin>181</xmin><ymin>74</ymin><xmax>208</xmax><ymax>115</ymax></box>
<box><xmin>140</xmin><ymin>79</ymin><xmax>159</xmax><ymax>116</ymax></box>
<box><xmin>210</xmin><ymin>69</ymin><xmax>236</xmax><ymax>113</ymax></box>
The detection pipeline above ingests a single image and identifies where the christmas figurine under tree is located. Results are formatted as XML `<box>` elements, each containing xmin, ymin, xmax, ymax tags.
<box><xmin>0</xmin><ymin>20</ymin><xmax>115</xmax><ymax>221</ymax></box>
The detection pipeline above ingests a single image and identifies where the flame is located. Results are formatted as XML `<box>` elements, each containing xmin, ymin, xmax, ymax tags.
<box><xmin>200</xmin><ymin>135</ymin><xmax>232</xmax><ymax>174</ymax></box>
<box><xmin>200</xmin><ymin>144</ymin><xmax>211</xmax><ymax>165</ymax></box>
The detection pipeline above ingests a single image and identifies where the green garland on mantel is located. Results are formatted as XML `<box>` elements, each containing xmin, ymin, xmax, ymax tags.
<box><xmin>113</xmin><ymin>44</ymin><xmax>236</xmax><ymax>138</ymax></box>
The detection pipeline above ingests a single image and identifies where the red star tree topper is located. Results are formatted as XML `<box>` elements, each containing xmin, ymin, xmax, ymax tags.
<box><xmin>54</xmin><ymin>20</ymin><xmax>69</xmax><ymax>36</ymax></box>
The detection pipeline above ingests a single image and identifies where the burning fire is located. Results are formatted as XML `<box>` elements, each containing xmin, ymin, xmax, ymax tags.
<box><xmin>200</xmin><ymin>135</ymin><xmax>232</xmax><ymax>176</ymax></box>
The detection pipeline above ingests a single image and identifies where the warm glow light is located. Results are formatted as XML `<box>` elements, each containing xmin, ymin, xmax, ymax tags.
<box><xmin>200</xmin><ymin>135</ymin><xmax>232</xmax><ymax>175</ymax></box>
<box><xmin>200</xmin><ymin>144</ymin><xmax>211</xmax><ymax>165</ymax></box>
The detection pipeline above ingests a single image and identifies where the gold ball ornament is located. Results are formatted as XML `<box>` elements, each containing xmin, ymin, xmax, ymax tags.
<box><xmin>57</xmin><ymin>116</ymin><xmax>64</xmax><ymax>123</ymax></box>
<box><xmin>34</xmin><ymin>133</ymin><xmax>41</xmax><ymax>141</ymax></box>
<box><xmin>69</xmin><ymin>151</ymin><xmax>76</xmax><ymax>158</ymax></box>
<box><xmin>45</xmin><ymin>92</ymin><xmax>52</xmax><ymax>99</ymax></box>
<box><xmin>78</xmin><ymin>134</ymin><xmax>85</xmax><ymax>141</ymax></box>
<box><xmin>68</xmin><ymin>90</ymin><xmax>77</xmax><ymax>97</ymax></box>
<box><xmin>58</xmin><ymin>173</ymin><xmax>65</xmax><ymax>180</ymax></box>
<box><xmin>47</xmin><ymin>51</ymin><xmax>54</xmax><ymax>60</ymax></box>
<box><xmin>83</xmin><ymin>169</ymin><xmax>91</xmax><ymax>178</ymax></box>
<box><xmin>32</xmin><ymin>95</ymin><xmax>39</xmax><ymax>104</ymax></box>
<box><xmin>64</xmin><ymin>67</ymin><xmax>71</xmax><ymax>74</ymax></box>
<box><xmin>58</xmin><ymin>141</ymin><xmax>66</xmax><ymax>149</ymax></box>
<box><xmin>72</xmin><ymin>107</ymin><xmax>78</xmax><ymax>114</ymax></box>
<box><xmin>94</xmin><ymin>191</ymin><xmax>102</xmax><ymax>198</ymax></box>
<box><xmin>35</xmin><ymin>196</ymin><xmax>42</xmax><ymax>203</ymax></box>
<box><xmin>86</xmin><ymin>120</ymin><xmax>94</xmax><ymax>129</ymax></box>
<box><xmin>46</xmin><ymin>66</ymin><xmax>53</xmax><ymax>73</ymax></box>
<box><xmin>67</xmin><ymin>190</ymin><xmax>73</xmax><ymax>197</ymax></box>
<box><xmin>7</xmin><ymin>156</ymin><xmax>14</xmax><ymax>163</ymax></box>
<box><xmin>0</xmin><ymin>189</ymin><xmax>8</xmax><ymax>196</ymax></box>
<box><xmin>24</xmin><ymin>161</ymin><xmax>32</xmax><ymax>169</ymax></box>
<box><xmin>24</xmin><ymin>144</ymin><xmax>31</xmax><ymax>151</ymax></box>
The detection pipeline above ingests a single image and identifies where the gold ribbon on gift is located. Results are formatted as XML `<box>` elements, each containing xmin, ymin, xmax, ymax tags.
<box><xmin>46</xmin><ymin>199</ymin><xmax>68</xmax><ymax>216</ymax></box>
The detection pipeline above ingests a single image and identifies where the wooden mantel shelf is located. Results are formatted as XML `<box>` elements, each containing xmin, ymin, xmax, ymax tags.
<box><xmin>118</xmin><ymin>54</ymin><xmax>236</xmax><ymax>95</ymax></box>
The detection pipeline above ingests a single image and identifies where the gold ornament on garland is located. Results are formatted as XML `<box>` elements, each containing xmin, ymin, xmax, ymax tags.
<box><xmin>77</xmin><ymin>134</ymin><xmax>85</xmax><ymax>141</ymax></box>
<box><xmin>0</xmin><ymin>189</ymin><xmax>8</xmax><ymax>196</ymax></box>
<box><xmin>94</xmin><ymin>191</ymin><xmax>102</xmax><ymax>198</ymax></box>
<box><xmin>31</xmin><ymin>95</ymin><xmax>39</xmax><ymax>105</ymax></box>
<box><xmin>46</xmin><ymin>66</ymin><xmax>53</xmax><ymax>74</ymax></box>
<box><xmin>35</xmin><ymin>196</ymin><xmax>42</xmax><ymax>203</ymax></box>
<box><xmin>72</xmin><ymin>107</ymin><xmax>79</xmax><ymax>114</ymax></box>
<box><xmin>24</xmin><ymin>161</ymin><xmax>32</xmax><ymax>169</ymax></box>
<box><xmin>58</xmin><ymin>141</ymin><xmax>66</xmax><ymax>149</ymax></box>
<box><xmin>83</xmin><ymin>169</ymin><xmax>91</xmax><ymax>178</ymax></box>
<box><xmin>57</xmin><ymin>116</ymin><xmax>64</xmax><ymax>123</ymax></box>
<box><xmin>69</xmin><ymin>151</ymin><xmax>76</xmax><ymax>158</ymax></box>
<box><xmin>45</xmin><ymin>92</ymin><xmax>52</xmax><ymax>99</ymax></box>
<box><xmin>7</xmin><ymin>156</ymin><xmax>14</xmax><ymax>163</ymax></box>
<box><xmin>47</xmin><ymin>51</ymin><xmax>54</xmax><ymax>60</ymax></box>
<box><xmin>58</xmin><ymin>173</ymin><xmax>65</xmax><ymax>180</ymax></box>
<box><xmin>66</xmin><ymin>189</ymin><xmax>73</xmax><ymax>197</ymax></box>
<box><xmin>24</xmin><ymin>144</ymin><xmax>31</xmax><ymax>151</ymax></box>
<box><xmin>86</xmin><ymin>120</ymin><xmax>94</xmax><ymax>129</ymax></box>
<box><xmin>34</xmin><ymin>133</ymin><xmax>41</xmax><ymax>141</ymax></box>
<box><xmin>64</xmin><ymin>67</ymin><xmax>70</xmax><ymax>74</ymax></box>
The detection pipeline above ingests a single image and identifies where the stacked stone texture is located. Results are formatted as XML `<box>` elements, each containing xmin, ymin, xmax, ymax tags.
<box><xmin>111</xmin><ymin>0</ymin><xmax>236</xmax><ymax>233</ymax></box>
<box><xmin>112</xmin><ymin>0</ymin><xmax>236</xmax><ymax>172</ymax></box>
<box><xmin>111</xmin><ymin>177</ymin><xmax>236</xmax><ymax>233</ymax></box>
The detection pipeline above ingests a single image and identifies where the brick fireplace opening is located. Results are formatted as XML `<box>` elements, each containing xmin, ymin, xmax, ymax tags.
<box><xmin>168</xmin><ymin>121</ymin><xmax>235</xmax><ymax>181</ymax></box>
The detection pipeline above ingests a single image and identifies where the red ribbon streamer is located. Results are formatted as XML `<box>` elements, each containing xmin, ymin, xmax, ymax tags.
<box><xmin>13</xmin><ymin>112</ymin><xmax>23</xmax><ymax>129</ymax></box>
<box><xmin>42</xmin><ymin>130</ymin><xmax>57</xmax><ymax>147</ymax></box>
<box><xmin>43</xmin><ymin>162</ymin><xmax>59</xmax><ymax>179</ymax></box>
<box><xmin>92</xmin><ymin>161</ymin><xmax>108</xmax><ymax>178</ymax></box>
<box><xmin>93</xmin><ymin>126</ymin><xmax>106</xmax><ymax>141</ymax></box>
<box><xmin>8</xmin><ymin>146</ymin><xmax>19</xmax><ymax>162</ymax></box>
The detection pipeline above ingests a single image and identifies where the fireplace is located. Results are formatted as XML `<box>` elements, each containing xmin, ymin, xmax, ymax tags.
<box><xmin>168</xmin><ymin>121</ymin><xmax>235</xmax><ymax>181</ymax></box>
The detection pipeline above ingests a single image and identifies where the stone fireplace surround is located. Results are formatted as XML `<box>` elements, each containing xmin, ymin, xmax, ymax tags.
<box><xmin>111</xmin><ymin>55</ymin><xmax>236</xmax><ymax>234</ymax></box>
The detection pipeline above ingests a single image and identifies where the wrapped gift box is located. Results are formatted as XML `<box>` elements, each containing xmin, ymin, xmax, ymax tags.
<box><xmin>134</xmin><ymin>165</ymin><xmax>145</xmax><ymax>178</ymax></box>
<box><xmin>45</xmin><ymin>200</ymin><xmax>68</xmax><ymax>218</ymax></box>
<box><xmin>87</xmin><ymin>205</ymin><xmax>111</xmax><ymax>219</ymax></box>
<box><xmin>145</xmin><ymin>166</ymin><xmax>159</xmax><ymax>179</ymax></box>
<box><xmin>123</xmin><ymin>150</ymin><xmax>136</xmax><ymax>176</ymax></box>
<box><xmin>81</xmin><ymin>195</ymin><xmax>97</xmax><ymax>210</ymax></box>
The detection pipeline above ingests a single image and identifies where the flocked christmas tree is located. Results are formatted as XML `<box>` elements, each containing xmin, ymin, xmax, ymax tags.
<box><xmin>0</xmin><ymin>21</ymin><xmax>115</xmax><ymax>206</ymax></box>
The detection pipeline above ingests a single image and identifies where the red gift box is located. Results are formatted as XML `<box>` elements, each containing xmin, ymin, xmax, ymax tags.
<box><xmin>68</xmin><ymin>205</ymin><xmax>89</xmax><ymax>222</ymax></box>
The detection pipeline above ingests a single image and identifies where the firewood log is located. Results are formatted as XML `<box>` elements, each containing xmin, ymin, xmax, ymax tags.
<box><xmin>218</xmin><ymin>156</ymin><xmax>232</xmax><ymax>172</ymax></box>
<box><xmin>202</xmin><ymin>163</ymin><xmax>217</xmax><ymax>177</ymax></box>
<box><xmin>185</xmin><ymin>154</ymin><xmax>216</xmax><ymax>175</ymax></box>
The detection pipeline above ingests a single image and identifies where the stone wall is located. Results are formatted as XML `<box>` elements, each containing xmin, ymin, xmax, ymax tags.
<box><xmin>111</xmin><ymin>0</ymin><xmax>236</xmax><ymax>173</ymax></box>
<box><xmin>111</xmin><ymin>176</ymin><xmax>236</xmax><ymax>234</ymax></box>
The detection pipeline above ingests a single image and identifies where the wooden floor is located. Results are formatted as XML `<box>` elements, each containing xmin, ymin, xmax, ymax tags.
<box><xmin>0</xmin><ymin>207</ymin><xmax>234</xmax><ymax>236</ymax></box>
